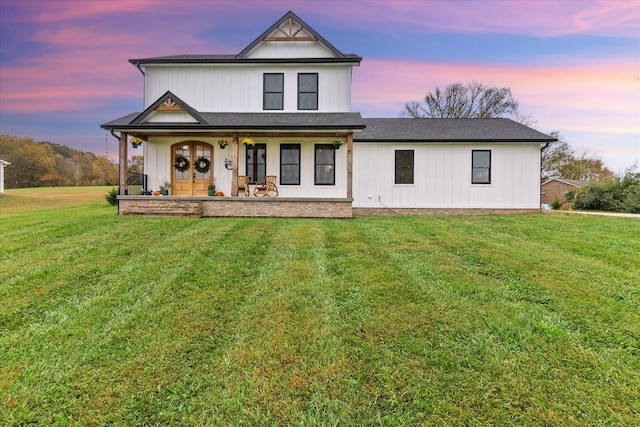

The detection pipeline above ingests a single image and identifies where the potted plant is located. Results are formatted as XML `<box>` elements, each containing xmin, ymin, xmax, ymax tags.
<box><xmin>242</xmin><ymin>137</ymin><xmax>255</xmax><ymax>146</ymax></box>
<box><xmin>130</xmin><ymin>137</ymin><xmax>144</xmax><ymax>148</ymax></box>
<box><xmin>218</xmin><ymin>139</ymin><xmax>228</xmax><ymax>149</ymax></box>
<box><xmin>160</xmin><ymin>180</ymin><xmax>170</xmax><ymax>196</ymax></box>
<box><xmin>333</xmin><ymin>138</ymin><xmax>344</xmax><ymax>149</ymax></box>
<box><xmin>208</xmin><ymin>184</ymin><xmax>216</xmax><ymax>196</ymax></box>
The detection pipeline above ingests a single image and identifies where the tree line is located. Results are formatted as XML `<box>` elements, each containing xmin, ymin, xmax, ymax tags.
<box><xmin>0</xmin><ymin>135</ymin><xmax>119</xmax><ymax>189</ymax></box>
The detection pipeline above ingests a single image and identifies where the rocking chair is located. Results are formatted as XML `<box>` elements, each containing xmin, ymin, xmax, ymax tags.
<box><xmin>237</xmin><ymin>175</ymin><xmax>250</xmax><ymax>197</ymax></box>
<box><xmin>253</xmin><ymin>175</ymin><xmax>279</xmax><ymax>197</ymax></box>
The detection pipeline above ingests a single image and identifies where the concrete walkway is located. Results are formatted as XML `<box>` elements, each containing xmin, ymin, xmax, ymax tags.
<box><xmin>544</xmin><ymin>210</ymin><xmax>640</xmax><ymax>218</ymax></box>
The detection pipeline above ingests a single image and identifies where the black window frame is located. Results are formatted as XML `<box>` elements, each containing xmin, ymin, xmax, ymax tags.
<box><xmin>280</xmin><ymin>144</ymin><xmax>301</xmax><ymax>185</ymax></box>
<box><xmin>263</xmin><ymin>73</ymin><xmax>284</xmax><ymax>110</ymax></box>
<box><xmin>246</xmin><ymin>143</ymin><xmax>267</xmax><ymax>184</ymax></box>
<box><xmin>298</xmin><ymin>73</ymin><xmax>318</xmax><ymax>110</ymax></box>
<box><xmin>395</xmin><ymin>150</ymin><xmax>414</xmax><ymax>185</ymax></box>
<box><xmin>314</xmin><ymin>144</ymin><xmax>335</xmax><ymax>185</ymax></box>
<box><xmin>472</xmin><ymin>150</ymin><xmax>492</xmax><ymax>184</ymax></box>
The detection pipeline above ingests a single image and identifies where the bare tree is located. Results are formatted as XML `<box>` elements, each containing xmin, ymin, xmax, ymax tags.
<box><xmin>401</xmin><ymin>81</ymin><xmax>531</xmax><ymax>124</ymax></box>
<box><xmin>541</xmin><ymin>131</ymin><xmax>613</xmax><ymax>182</ymax></box>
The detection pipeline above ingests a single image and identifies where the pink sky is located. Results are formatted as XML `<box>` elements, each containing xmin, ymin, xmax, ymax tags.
<box><xmin>0</xmin><ymin>0</ymin><xmax>638</xmax><ymax>172</ymax></box>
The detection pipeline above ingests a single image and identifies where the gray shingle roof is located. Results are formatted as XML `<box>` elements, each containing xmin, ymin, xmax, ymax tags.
<box><xmin>354</xmin><ymin>118</ymin><xmax>556</xmax><ymax>142</ymax></box>
<box><xmin>101</xmin><ymin>112</ymin><xmax>366</xmax><ymax>131</ymax></box>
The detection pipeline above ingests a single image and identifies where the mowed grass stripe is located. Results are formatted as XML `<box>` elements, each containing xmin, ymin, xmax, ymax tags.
<box><xmin>1</xmin><ymin>187</ymin><xmax>639</xmax><ymax>425</ymax></box>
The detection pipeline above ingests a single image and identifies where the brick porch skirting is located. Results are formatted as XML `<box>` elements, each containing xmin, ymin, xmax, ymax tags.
<box><xmin>117</xmin><ymin>196</ymin><xmax>353</xmax><ymax>218</ymax></box>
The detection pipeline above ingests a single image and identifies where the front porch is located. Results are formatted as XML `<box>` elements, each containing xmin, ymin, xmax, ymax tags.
<box><xmin>117</xmin><ymin>195</ymin><xmax>353</xmax><ymax>218</ymax></box>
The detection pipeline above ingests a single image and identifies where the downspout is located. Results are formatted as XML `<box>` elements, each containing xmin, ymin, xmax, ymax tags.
<box><xmin>133</xmin><ymin>62</ymin><xmax>145</xmax><ymax>76</ymax></box>
<box><xmin>540</xmin><ymin>142</ymin><xmax>550</xmax><ymax>211</ymax></box>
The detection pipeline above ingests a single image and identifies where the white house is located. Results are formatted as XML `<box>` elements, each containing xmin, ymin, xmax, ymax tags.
<box><xmin>101</xmin><ymin>11</ymin><xmax>555</xmax><ymax>218</ymax></box>
<box><xmin>0</xmin><ymin>159</ymin><xmax>10</xmax><ymax>194</ymax></box>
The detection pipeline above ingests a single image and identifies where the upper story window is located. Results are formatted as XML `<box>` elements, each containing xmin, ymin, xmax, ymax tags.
<box><xmin>472</xmin><ymin>150</ymin><xmax>491</xmax><ymax>184</ymax></box>
<box><xmin>264</xmin><ymin>73</ymin><xmax>284</xmax><ymax>110</ymax></box>
<box><xmin>298</xmin><ymin>73</ymin><xmax>318</xmax><ymax>110</ymax></box>
<box><xmin>395</xmin><ymin>150</ymin><xmax>414</xmax><ymax>184</ymax></box>
<box><xmin>280</xmin><ymin>144</ymin><xmax>301</xmax><ymax>185</ymax></box>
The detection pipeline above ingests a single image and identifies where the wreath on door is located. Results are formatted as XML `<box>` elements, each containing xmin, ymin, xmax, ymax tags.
<box><xmin>174</xmin><ymin>155</ymin><xmax>190</xmax><ymax>172</ymax></box>
<box><xmin>194</xmin><ymin>156</ymin><xmax>211</xmax><ymax>174</ymax></box>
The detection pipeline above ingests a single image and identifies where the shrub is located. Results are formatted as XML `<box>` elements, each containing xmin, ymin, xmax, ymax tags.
<box><xmin>573</xmin><ymin>164</ymin><xmax>640</xmax><ymax>212</ymax></box>
<box><xmin>550</xmin><ymin>198</ymin><xmax>562</xmax><ymax>210</ymax></box>
<box><xmin>105</xmin><ymin>187</ymin><xmax>118</xmax><ymax>206</ymax></box>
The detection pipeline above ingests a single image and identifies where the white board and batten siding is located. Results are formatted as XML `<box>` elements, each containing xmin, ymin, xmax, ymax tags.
<box><xmin>144</xmin><ymin>65</ymin><xmax>353</xmax><ymax>113</ymax></box>
<box><xmin>353</xmin><ymin>143</ymin><xmax>541</xmax><ymax>209</ymax></box>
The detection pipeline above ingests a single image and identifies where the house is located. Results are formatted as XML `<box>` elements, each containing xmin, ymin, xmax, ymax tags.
<box><xmin>101</xmin><ymin>10</ymin><xmax>555</xmax><ymax>218</ymax></box>
<box><xmin>541</xmin><ymin>178</ymin><xmax>586</xmax><ymax>206</ymax></box>
<box><xmin>0</xmin><ymin>159</ymin><xmax>9</xmax><ymax>194</ymax></box>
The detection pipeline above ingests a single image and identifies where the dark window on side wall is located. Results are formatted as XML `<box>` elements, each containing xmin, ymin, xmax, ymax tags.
<box><xmin>472</xmin><ymin>150</ymin><xmax>491</xmax><ymax>184</ymax></box>
<box><xmin>246</xmin><ymin>144</ymin><xmax>267</xmax><ymax>184</ymax></box>
<box><xmin>280</xmin><ymin>144</ymin><xmax>300</xmax><ymax>185</ymax></box>
<box><xmin>264</xmin><ymin>73</ymin><xmax>283</xmax><ymax>110</ymax></box>
<box><xmin>298</xmin><ymin>73</ymin><xmax>318</xmax><ymax>110</ymax></box>
<box><xmin>395</xmin><ymin>150</ymin><xmax>414</xmax><ymax>184</ymax></box>
<box><xmin>314</xmin><ymin>144</ymin><xmax>335</xmax><ymax>185</ymax></box>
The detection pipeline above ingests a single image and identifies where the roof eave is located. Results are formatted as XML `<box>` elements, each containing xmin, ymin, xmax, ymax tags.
<box><xmin>129</xmin><ymin>57</ymin><xmax>362</xmax><ymax>66</ymax></box>
<box><xmin>353</xmin><ymin>138</ymin><xmax>557</xmax><ymax>143</ymax></box>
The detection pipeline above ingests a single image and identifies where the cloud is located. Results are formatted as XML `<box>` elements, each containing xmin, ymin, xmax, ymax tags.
<box><xmin>353</xmin><ymin>57</ymin><xmax>640</xmax><ymax>135</ymax></box>
<box><xmin>297</xmin><ymin>0</ymin><xmax>639</xmax><ymax>38</ymax></box>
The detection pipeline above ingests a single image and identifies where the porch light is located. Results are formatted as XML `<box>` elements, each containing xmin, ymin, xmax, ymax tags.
<box><xmin>224</xmin><ymin>159</ymin><xmax>233</xmax><ymax>170</ymax></box>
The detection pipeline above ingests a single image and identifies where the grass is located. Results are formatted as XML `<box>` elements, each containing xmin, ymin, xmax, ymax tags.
<box><xmin>1</xmin><ymin>187</ymin><xmax>639</xmax><ymax>426</ymax></box>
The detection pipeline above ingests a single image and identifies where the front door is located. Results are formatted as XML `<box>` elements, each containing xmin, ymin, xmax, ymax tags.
<box><xmin>172</xmin><ymin>142</ymin><xmax>213</xmax><ymax>196</ymax></box>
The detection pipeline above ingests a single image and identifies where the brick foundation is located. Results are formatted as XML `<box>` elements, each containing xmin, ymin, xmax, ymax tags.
<box><xmin>352</xmin><ymin>207</ymin><xmax>539</xmax><ymax>216</ymax></box>
<box><xmin>118</xmin><ymin>196</ymin><xmax>539</xmax><ymax>218</ymax></box>
<box><xmin>118</xmin><ymin>196</ymin><xmax>353</xmax><ymax>218</ymax></box>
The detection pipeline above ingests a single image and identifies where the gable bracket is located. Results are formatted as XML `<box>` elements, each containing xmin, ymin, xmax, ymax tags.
<box><xmin>156</xmin><ymin>97</ymin><xmax>182</xmax><ymax>111</ymax></box>
<box><xmin>264</xmin><ymin>17</ymin><xmax>317</xmax><ymax>41</ymax></box>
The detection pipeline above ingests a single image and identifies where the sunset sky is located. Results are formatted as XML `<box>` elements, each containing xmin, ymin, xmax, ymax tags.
<box><xmin>0</xmin><ymin>0</ymin><xmax>638</xmax><ymax>172</ymax></box>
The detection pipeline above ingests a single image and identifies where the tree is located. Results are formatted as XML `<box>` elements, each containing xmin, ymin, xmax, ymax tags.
<box><xmin>541</xmin><ymin>131</ymin><xmax>613</xmax><ymax>182</ymax></box>
<box><xmin>401</xmin><ymin>81</ymin><xmax>531</xmax><ymax>123</ymax></box>
<box><xmin>541</xmin><ymin>131</ymin><xmax>575</xmax><ymax>182</ymax></box>
<box><xmin>561</xmin><ymin>152</ymin><xmax>613</xmax><ymax>181</ymax></box>
<box><xmin>0</xmin><ymin>134</ymin><xmax>119</xmax><ymax>188</ymax></box>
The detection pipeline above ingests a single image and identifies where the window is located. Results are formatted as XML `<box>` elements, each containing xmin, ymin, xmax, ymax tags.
<box><xmin>298</xmin><ymin>73</ymin><xmax>318</xmax><ymax>110</ymax></box>
<box><xmin>314</xmin><ymin>144</ymin><xmax>335</xmax><ymax>185</ymax></box>
<box><xmin>246</xmin><ymin>144</ymin><xmax>266</xmax><ymax>184</ymax></box>
<box><xmin>472</xmin><ymin>150</ymin><xmax>491</xmax><ymax>184</ymax></box>
<box><xmin>395</xmin><ymin>150</ymin><xmax>414</xmax><ymax>184</ymax></box>
<box><xmin>264</xmin><ymin>73</ymin><xmax>284</xmax><ymax>110</ymax></box>
<box><xmin>280</xmin><ymin>144</ymin><xmax>300</xmax><ymax>185</ymax></box>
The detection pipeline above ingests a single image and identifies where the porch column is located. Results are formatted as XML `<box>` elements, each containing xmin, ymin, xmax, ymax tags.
<box><xmin>231</xmin><ymin>133</ymin><xmax>239</xmax><ymax>196</ymax></box>
<box><xmin>347</xmin><ymin>132</ymin><xmax>353</xmax><ymax>198</ymax></box>
<box><xmin>119</xmin><ymin>132</ymin><xmax>128</xmax><ymax>195</ymax></box>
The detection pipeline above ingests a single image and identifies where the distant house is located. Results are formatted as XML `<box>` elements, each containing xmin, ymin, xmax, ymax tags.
<box><xmin>0</xmin><ymin>159</ymin><xmax>9</xmax><ymax>194</ymax></box>
<box><xmin>541</xmin><ymin>178</ymin><xmax>587</xmax><ymax>206</ymax></box>
<box><xmin>101</xmin><ymin>10</ymin><xmax>556</xmax><ymax>218</ymax></box>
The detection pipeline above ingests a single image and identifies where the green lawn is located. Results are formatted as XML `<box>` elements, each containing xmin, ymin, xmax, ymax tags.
<box><xmin>1</xmin><ymin>187</ymin><xmax>639</xmax><ymax>426</ymax></box>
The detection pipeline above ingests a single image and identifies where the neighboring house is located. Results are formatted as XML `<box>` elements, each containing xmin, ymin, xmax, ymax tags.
<box><xmin>101</xmin><ymin>10</ymin><xmax>555</xmax><ymax>218</ymax></box>
<box><xmin>541</xmin><ymin>178</ymin><xmax>587</xmax><ymax>206</ymax></box>
<box><xmin>0</xmin><ymin>159</ymin><xmax>10</xmax><ymax>194</ymax></box>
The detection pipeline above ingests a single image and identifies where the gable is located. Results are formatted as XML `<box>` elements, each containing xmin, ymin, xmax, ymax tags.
<box><xmin>130</xmin><ymin>91</ymin><xmax>204</xmax><ymax>125</ymax></box>
<box><xmin>237</xmin><ymin>11</ymin><xmax>345</xmax><ymax>60</ymax></box>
